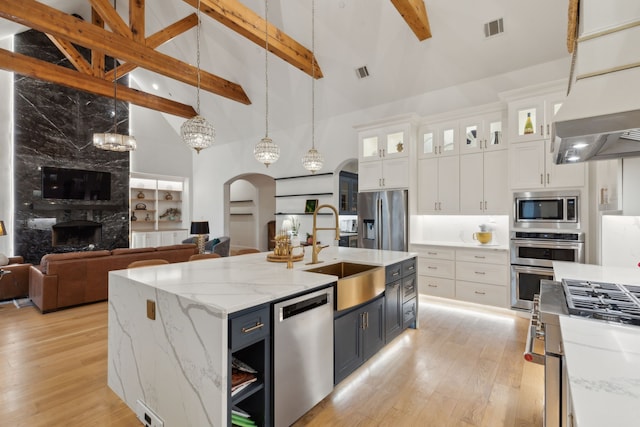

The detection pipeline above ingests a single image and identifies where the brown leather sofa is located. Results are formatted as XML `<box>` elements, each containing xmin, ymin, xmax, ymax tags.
<box><xmin>0</xmin><ymin>256</ymin><xmax>31</xmax><ymax>301</ymax></box>
<box><xmin>29</xmin><ymin>244</ymin><xmax>198</xmax><ymax>313</ymax></box>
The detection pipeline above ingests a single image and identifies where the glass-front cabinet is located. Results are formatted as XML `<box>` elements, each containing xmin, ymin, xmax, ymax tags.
<box><xmin>508</xmin><ymin>94</ymin><xmax>563</xmax><ymax>144</ymax></box>
<box><xmin>359</xmin><ymin>125</ymin><xmax>409</xmax><ymax>162</ymax></box>
<box><xmin>418</xmin><ymin>120</ymin><xmax>458</xmax><ymax>158</ymax></box>
<box><xmin>459</xmin><ymin>111</ymin><xmax>505</xmax><ymax>154</ymax></box>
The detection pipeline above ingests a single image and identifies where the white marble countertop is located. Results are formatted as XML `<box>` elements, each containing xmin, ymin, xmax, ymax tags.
<box><xmin>109</xmin><ymin>246</ymin><xmax>416</xmax><ymax>316</ymax></box>
<box><xmin>560</xmin><ymin>316</ymin><xmax>640</xmax><ymax>427</ymax></box>
<box><xmin>553</xmin><ymin>261</ymin><xmax>640</xmax><ymax>427</ymax></box>
<box><xmin>410</xmin><ymin>240</ymin><xmax>509</xmax><ymax>251</ymax></box>
<box><xmin>553</xmin><ymin>261</ymin><xmax>640</xmax><ymax>285</ymax></box>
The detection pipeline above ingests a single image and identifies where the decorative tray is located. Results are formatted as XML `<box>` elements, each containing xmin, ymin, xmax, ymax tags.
<box><xmin>266</xmin><ymin>253</ymin><xmax>305</xmax><ymax>263</ymax></box>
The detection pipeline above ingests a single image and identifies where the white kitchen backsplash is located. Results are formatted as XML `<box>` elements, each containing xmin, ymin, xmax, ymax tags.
<box><xmin>411</xmin><ymin>215</ymin><xmax>509</xmax><ymax>246</ymax></box>
<box><xmin>602</xmin><ymin>215</ymin><xmax>640</xmax><ymax>268</ymax></box>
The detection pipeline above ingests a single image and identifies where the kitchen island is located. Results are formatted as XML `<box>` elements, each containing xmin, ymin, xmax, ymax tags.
<box><xmin>553</xmin><ymin>262</ymin><xmax>640</xmax><ymax>427</ymax></box>
<box><xmin>107</xmin><ymin>246</ymin><xmax>416</xmax><ymax>427</ymax></box>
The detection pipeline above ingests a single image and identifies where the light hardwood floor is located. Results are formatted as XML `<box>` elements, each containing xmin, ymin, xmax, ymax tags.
<box><xmin>0</xmin><ymin>297</ymin><xmax>543</xmax><ymax>426</ymax></box>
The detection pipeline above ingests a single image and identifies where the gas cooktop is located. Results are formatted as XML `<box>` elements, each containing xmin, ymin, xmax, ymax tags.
<box><xmin>562</xmin><ymin>279</ymin><xmax>640</xmax><ymax>325</ymax></box>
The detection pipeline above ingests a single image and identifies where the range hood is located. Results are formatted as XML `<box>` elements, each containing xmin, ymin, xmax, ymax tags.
<box><xmin>552</xmin><ymin>67</ymin><xmax>640</xmax><ymax>164</ymax></box>
<box><xmin>552</xmin><ymin>2</ymin><xmax>640</xmax><ymax>164</ymax></box>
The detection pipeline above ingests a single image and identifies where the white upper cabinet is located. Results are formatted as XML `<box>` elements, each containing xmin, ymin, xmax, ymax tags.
<box><xmin>358</xmin><ymin>122</ymin><xmax>412</xmax><ymax>191</ymax></box>
<box><xmin>359</xmin><ymin>124</ymin><xmax>409</xmax><ymax>162</ymax></box>
<box><xmin>417</xmin><ymin>156</ymin><xmax>459</xmax><ymax>214</ymax></box>
<box><xmin>418</xmin><ymin>120</ymin><xmax>459</xmax><ymax>158</ymax></box>
<box><xmin>508</xmin><ymin>93</ymin><xmax>564</xmax><ymax>144</ymax></box>
<box><xmin>460</xmin><ymin>150</ymin><xmax>509</xmax><ymax>214</ymax></box>
<box><xmin>459</xmin><ymin>111</ymin><xmax>506</xmax><ymax>154</ymax></box>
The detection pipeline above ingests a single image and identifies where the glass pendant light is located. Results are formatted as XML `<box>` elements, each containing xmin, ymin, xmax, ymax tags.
<box><xmin>93</xmin><ymin>0</ymin><xmax>137</xmax><ymax>152</ymax></box>
<box><xmin>254</xmin><ymin>0</ymin><xmax>280</xmax><ymax>167</ymax></box>
<box><xmin>302</xmin><ymin>0</ymin><xmax>323</xmax><ymax>174</ymax></box>
<box><xmin>181</xmin><ymin>0</ymin><xmax>215</xmax><ymax>154</ymax></box>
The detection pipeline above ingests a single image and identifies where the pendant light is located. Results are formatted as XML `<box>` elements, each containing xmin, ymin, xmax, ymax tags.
<box><xmin>181</xmin><ymin>0</ymin><xmax>215</xmax><ymax>154</ymax></box>
<box><xmin>301</xmin><ymin>0</ymin><xmax>323</xmax><ymax>174</ymax></box>
<box><xmin>92</xmin><ymin>0</ymin><xmax>137</xmax><ymax>152</ymax></box>
<box><xmin>254</xmin><ymin>0</ymin><xmax>280</xmax><ymax>167</ymax></box>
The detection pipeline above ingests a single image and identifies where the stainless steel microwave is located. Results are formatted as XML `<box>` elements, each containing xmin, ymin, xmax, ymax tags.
<box><xmin>513</xmin><ymin>190</ymin><xmax>580</xmax><ymax>229</ymax></box>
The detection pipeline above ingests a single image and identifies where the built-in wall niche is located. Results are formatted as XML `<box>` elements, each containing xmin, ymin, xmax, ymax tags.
<box><xmin>130</xmin><ymin>174</ymin><xmax>189</xmax><ymax>248</ymax></box>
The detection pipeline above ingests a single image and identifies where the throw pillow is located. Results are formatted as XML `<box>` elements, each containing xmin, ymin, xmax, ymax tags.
<box><xmin>0</xmin><ymin>253</ymin><xmax>8</xmax><ymax>267</ymax></box>
<box><xmin>210</xmin><ymin>238</ymin><xmax>220</xmax><ymax>246</ymax></box>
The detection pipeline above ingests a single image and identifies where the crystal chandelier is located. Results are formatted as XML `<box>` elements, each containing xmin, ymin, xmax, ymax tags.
<box><xmin>302</xmin><ymin>0</ymin><xmax>323</xmax><ymax>174</ymax></box>
<box><xmin>92</xmin><ymin>0</ymin><xmax>136</xmax><ymax>152</ymax></box>
<box><xmin>254</xmin><ymin>0</ymin><xmax>280</xmax><ymax>167</ymax></box>
<box><xmin>181</xmin><ymin>0</ymin><xmax>215</xmax><ymax>154</ymax></box>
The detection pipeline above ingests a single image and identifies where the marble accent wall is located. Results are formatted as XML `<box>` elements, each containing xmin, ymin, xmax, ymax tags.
<box><xmin>13</xmin><ymin>29</ymin><xmax>130</xmax><ymax>263</ymax></box>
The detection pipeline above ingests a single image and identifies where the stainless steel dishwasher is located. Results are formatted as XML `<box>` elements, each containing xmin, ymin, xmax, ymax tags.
<box><xmin>273</xmin><ymin>286</ymin><xmax>334</xmax><ymax>427</ymax></box>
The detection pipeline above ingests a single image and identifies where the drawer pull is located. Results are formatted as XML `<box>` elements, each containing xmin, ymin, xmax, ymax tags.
<box><xmin>474</xmin><ymin>291</ymin><xmax>486</xmax><ymax>295</ymax></box>
<box><xmin>428</xmin><ymin>266</ymin><xmax>437</xmax><ymax>270</ymax></box>
<box><xmin>241</xmin><ymin>322</ymin><xmax>264</xmax><ymax>334</ymax></box>
<box><xmin>474</xmin><ymin>271</ymin><xmax>486</xmax><ymax>275</ymax></box>
<box><xmin>428</xmin><ymin>284</ymin><xmax>438</xmax><ymax>287</ymax></box>
<box><xmin>407</xmin><ymin>265</ymin><xmax>415</xmax><ymax>270</ymax></box>
<box><xmin>392</xmin><ymin>271</ymin><xmax>400</xmax><ymax>277</ymax></box>
<box><xmin>427</xmin><ymin>252</ymin><xmax>437</xmax><ymax>255</ymax></box>
<box><xmin>473</xmin><ymin>255</ymin><xmax>485</xmax><ymax>259</ymax></box>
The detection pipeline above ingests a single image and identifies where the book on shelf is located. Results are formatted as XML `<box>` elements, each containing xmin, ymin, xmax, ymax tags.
<box><xmin>231</xmin><ymin>356</ymin><xmax>258</xmax><ymax>396</ymax></box>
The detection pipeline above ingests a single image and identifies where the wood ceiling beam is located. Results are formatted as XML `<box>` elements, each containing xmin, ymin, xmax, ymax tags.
<box><xmin>88</xmin><ymin>0</ymin><xmax>133</xmax><ymax>38</ymax></box>
<box><xmin>105</xmin><ymin>14</ymin><xmax>198</xmax><ymax>81</ymax></box>
<box><xmin>0</xmin><ymin>0</ymin><xmax>251</xmax><ymax>105</ymax></box>
<box><xmin>130</xmin><ymin>0</ymin><xmax>145</xmax><ymax>43</ymax></box>
<box><xmin>182</xmin><ymin>0</ymin><xmax>323</xmax><ymax>79</ymax></box>
<box><xmin>0</xmin><ymin>48</ymin><xmax>197</xmax><ymax>119</ymax></box>
<box><xmin>390</xmin><ymin>0</ymin><xmax>432</xmax><ymax>41</ymax></box>
<box><xmin>91</xmin><ymin>8</ymin><xmax>106</xmax><ymax>77</ymax></box>
<box><xmin>46</xmin><ymin>35</ymin><xmax>93</xmax><ymax>75</ymax></box>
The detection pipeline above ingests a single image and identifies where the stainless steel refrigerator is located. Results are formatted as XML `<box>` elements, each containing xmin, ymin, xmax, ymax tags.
<box><xmin>357</xmin><ymin>190</ymin><xmax>408</xmax><ymax>251</ymax></box>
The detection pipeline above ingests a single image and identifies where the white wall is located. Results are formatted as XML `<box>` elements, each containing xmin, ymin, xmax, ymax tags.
<box><xmin>191</xmin><ymin>59</ymin><xmax>572</xmax><ymax>237</ymax></box>
<box><xmin>0</xmin><ymin>37</ymin><xmax>12</xmax><ymax>256</ymax></box>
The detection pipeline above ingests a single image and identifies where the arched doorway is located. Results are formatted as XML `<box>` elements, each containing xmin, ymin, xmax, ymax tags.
<box><xmin>225</xmin><ymin>173</ymin><xmax>275</xmax><ymax>252</ymax></box>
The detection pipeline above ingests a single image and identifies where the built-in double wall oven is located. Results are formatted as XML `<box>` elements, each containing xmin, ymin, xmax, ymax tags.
<box><xmin>510</xmin><ymin>190</ymin><xmax>584</xmax><ymax>311</ymax></box>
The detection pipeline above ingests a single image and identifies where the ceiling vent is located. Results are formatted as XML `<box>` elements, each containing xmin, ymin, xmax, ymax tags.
<box><xmin>355</xmin><ymin>66</ymin><xmax>370</xmax><ymax>79</ymax></box>
<box><xmin>484</xmin><ymin>18</ymin><xmax>504</xmax><ymax>38</ymax></box>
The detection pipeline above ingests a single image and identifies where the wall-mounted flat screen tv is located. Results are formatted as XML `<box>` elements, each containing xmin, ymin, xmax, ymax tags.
<box><xmin>42</xmin><ymin>167</ymin><xmax>111</xmax><ymax>201</ymax></box>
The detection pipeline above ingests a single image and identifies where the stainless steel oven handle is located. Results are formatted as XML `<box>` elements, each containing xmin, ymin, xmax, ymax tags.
<box><xmin>512</xmin><ymin>240</ymin><xmax>583</xmax><ymax>249</ymax></box>
<box><xmin>524</xmin><ymin>322</ymin><xmax>545</xmax><ymax>365</ymax></box>
<box><xmin>524</xmin><ymin>295</ymin><xmax>545</xmax><ymax>365</ymax></box>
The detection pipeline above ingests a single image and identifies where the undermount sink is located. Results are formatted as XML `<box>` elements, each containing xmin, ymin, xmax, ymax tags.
<box><xmin>305</xmin><ymin>262</ymin><xmax>385</xmax><ymax>311</ymax></box>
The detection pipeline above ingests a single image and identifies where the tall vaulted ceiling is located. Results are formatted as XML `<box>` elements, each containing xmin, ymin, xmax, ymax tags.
<box><xmin>0</xmin><ymin>0</ymin><xmax>570</xmax><ymax>144</ymax></box>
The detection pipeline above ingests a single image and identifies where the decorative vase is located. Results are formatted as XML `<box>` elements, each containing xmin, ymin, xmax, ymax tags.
<box><xmin>291</xmin><ymin>233</ymin><xmax>300</xmax><ymax>247</ymax></box>
<box><xmin>145</xmin><ymin>213</ymin><xmax>151</xmax><ymax>221</ymax></box>
<box><xmin>165</xmin><ymin>192</ymin><xmax>173</xmax><ymax>200</ymax></box>
<box><xmin>131</xmin><ymin>211</ymin><xmax>137</xmax><ymax>221</ymax></box>
<box><xmin>137</xmin><ymin>191</ymin><xmax>145</xmax><ymax>199</ymax></box>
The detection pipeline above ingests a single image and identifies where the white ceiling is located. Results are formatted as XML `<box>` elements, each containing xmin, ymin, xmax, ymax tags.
<box><xmin>1</xmin><ymin>0</ymin><xmax>571</xmax><ymax>144</ymax></box>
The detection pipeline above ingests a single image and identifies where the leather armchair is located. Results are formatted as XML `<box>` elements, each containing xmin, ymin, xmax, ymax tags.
<box><xmin>0</xmin><ymin>256</ymin><xmax>31</xmax><ymax>301</ymax></box>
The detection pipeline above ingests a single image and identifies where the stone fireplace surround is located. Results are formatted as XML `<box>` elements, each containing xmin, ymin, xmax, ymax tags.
<box><xmin>13</xmin><ymin>29</ymin><xmax>130</xmax><ymax>264</ymax></box>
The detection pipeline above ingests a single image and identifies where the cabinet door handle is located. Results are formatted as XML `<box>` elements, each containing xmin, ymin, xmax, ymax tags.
<box><xmin>540</xmin><ymin>174</ymin><xmax>544</xmax><ymax>185</ymax></box>
<box><xmin>428</xmin><ymin>284</ymin><xmax>438</xmax><ymax>288</ymax></box>
<box><xmin>427</xmin><ymin>251</ymin><xmax>437</xmax><ymax>255</ymax></box>
<box><xmin>546</xmin><ymin>173</ymin><xmax>550</xmax><ymax>184</ymax></box>
<box><xmin>474</xmin><ymin>271</ymin><xmax>486</xmax><ymax>275</ymax></box>
<box><xmin>360</xmin><ymin>313</ymin><xmax>366</xmax><ymax>329</ymax></box>
<box><xmin>547</xmin><ymin>124</ymin><xmax>550</xmax><ymax>136</ymax></box>
<box><xmin>392</xmin><ymin>271</ymin><xmax>400</xmax><ymax>277</ymax></box>
<box><xmin>479</xmin><ymin>201</ymin><xmax>483</xmax><ymax>210</ymax></box>
<box><xmin>540</xmin><ymin>124</ymin><xmax>544</xmax><ymax>135</ymax></box>
<box><xmin>474</xmin><ymin>290</ymin><xmax>486</xmax><ymax>295</ymax></box>
<box><xmin>382</xmin><ymin>178</ymin><xmax>385</xmax><ymax>187</ymax></box>
<box><xmin>438</xmin><ymin>202</ymin><xmax>442</xmax><ymax>210</ymax></box>
<box><xmin>427</xmin><ymin>266</ymin><xmax>438</xmax><ymax>270</ymax></box>
<box><xmin>434</xmin><ymin>202</ymin><xmax>437</xmax><ymax>210</ymax></box>
<box><xmin>474</xmin><ymin>255</ymin><xmax>485</xmax><ymax>259</ymax></box>
<box><xmin>484</xmin><ymin>201</ymin><xmax>487</xmax><ymax>210</ymax></box>
<box><xmin>242</xmin><ymin>322</ymin><xmax>264</xmax><ymax>334</ymax></box>
<box><xmin>364</xmin><ymin>312</ymin><xmax>369</xmax><ymax>329</ymax></box>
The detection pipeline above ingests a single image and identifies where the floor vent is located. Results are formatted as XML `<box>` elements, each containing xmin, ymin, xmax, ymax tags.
<box><xmin>484</xmin><ymin>18</ymin><xmax>504</xmax><ymax>38</ymax></box>
<box><xmin>355</xmin><ymin>65</ymin><xmax>370</xmax><ymax>79</ymax></box>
